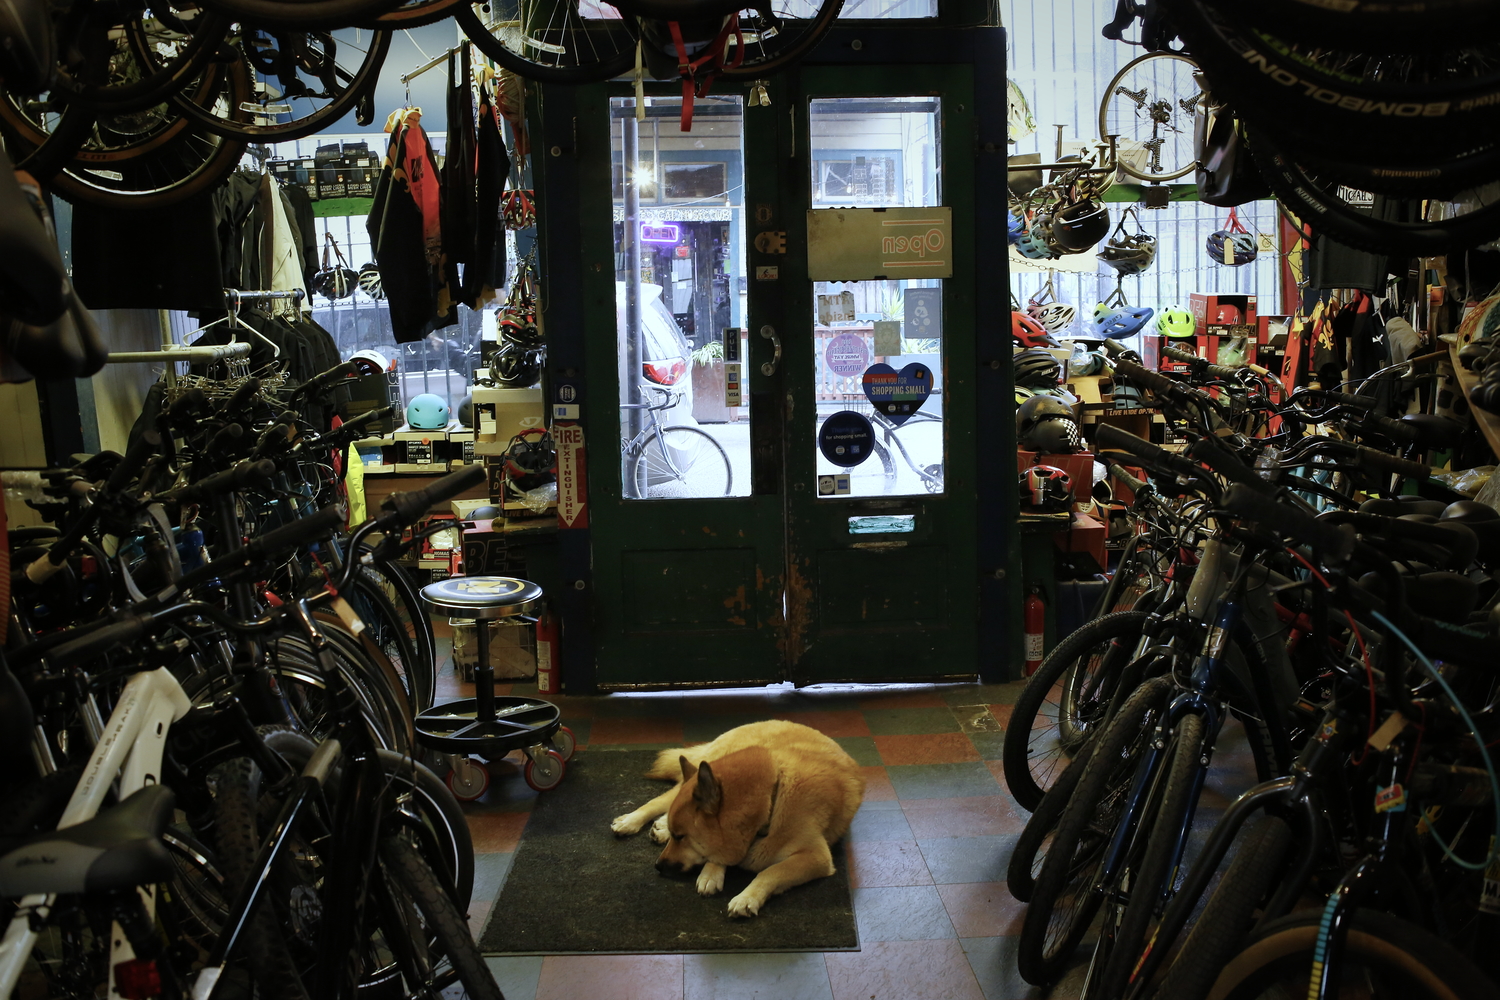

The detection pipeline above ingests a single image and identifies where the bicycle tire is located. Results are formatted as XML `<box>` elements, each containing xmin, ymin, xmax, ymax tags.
<box><xmin>199</xmin><ymin>0</ymin><xmax>407</xmax><ymax>29</ymax></box>
<box><xmin>141</xmin><ymin>28</ymin><xmax>392</xmax><ymax>142</ymax></box>
<box><xmin>1098</xmin><ymin>51</ymin><xmax>1203</xmax><ymax>182</ymax></box>
<box><xmin>1248</xmin><ymin>128</ymin><xmax>1500</xmax><ymax>256</ymax></box>
<box><xmin>376</xmin><ymin>835</ymin><xmax>505</xmax><ymax>999</ymax></box>
<box><xmin>1003</xmin><ymin>610</ymin><xmax>1148</xmax><ymax>812</ymax></box>
<box><xmin>1017</xmin><ymin>674</ymin><xmax>1175</xmax><ymax>986</ymax></box>
<box><xmin>1207</xmin><ymin>908</ymin><xmax>1498</xmax><ymax>1000</ymax></box>
<box><xmin>1193</xmin><ymin>0</ymin><xmax>1500</xmax><ymax>54</ymax></box>
<box><xmin>1150</xmin><ymin>814</ymin><xmax>1294</xmax><ymax>1000</ymax></box>
<box><xmin>364</xmin><ymin>0</ymin><xmax>466</xmax><ymax>26</ymax></box>
<box><xmin>632</xmin><ymin>425</ymin><xmax>732</xmax><ymax>498</ymax></box>
<box><xmin>454</xmin><ymin>1</ymin><xmax>636</xmax><ymax>85</ymax></box>
<box><xmin>1166</xmin><ymin>0</ymin><xmax>1500</xmax><ymax>159</ymax></box>
<box><xmin>350</xmin><ymin>566</ymin><xmax>432</xmax><ymax>714</ymax></box>
<box><xmin>1097</xmin><ymin>712</ymin><xmax>1208</xmax><ymax>1000</ymax></box>
<box><xmin>716</xmin><ymin>0</ymin><xmax>845</xmax><ymax>78</ymax></box>
<box><xmin>358</xmin><ymin>551</ymin><xmax>438</xmax><ymax>687</ymax></box>
<box><xmin>1007</xmin><ymin>740</ymin><xmax>1094</xmax><ymax>903</ymax></box>
<box><xmin>54</xmin><ymin>8</ymin><xmax>232</xmax><ymax>113</ymax></box>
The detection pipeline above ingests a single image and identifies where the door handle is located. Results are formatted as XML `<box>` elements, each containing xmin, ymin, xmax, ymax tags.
<box><xmin>760</xmin><ymin>325</ymin><xmax>781</xmax><ymax>376</ymax></box>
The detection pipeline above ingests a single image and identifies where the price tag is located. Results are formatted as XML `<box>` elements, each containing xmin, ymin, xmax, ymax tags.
<box><xmin>1257</xmin><ymin>232</ymin><xmax>1276</xmax><ymax>253</ymax></box>
<box><xmin>1367</xmin><ymin>712</ymin><xmax>1408</xmax><ymax>751</ymax></box>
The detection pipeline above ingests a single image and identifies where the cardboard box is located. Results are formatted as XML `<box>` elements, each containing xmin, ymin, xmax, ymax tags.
<box><xmin>1054</xmin><ymin>511</ymin><xmax>1107</xmax><ymax>572</ymax></box>
<box><xmin>447</xmin><ymin>430</ymin><xmax>477</xmax><ymax>470</ymax></box>
<box><xmin>394</xmin><ymin>425</ymin><xmax>445</xmax><ymax>474</ymax></box>
<box><xmin>472</xmin><ymin>387</ymin><xmax>545</xmax><ymax>455</ymax></box>
<box><xmin>461</xmin><ymin>520</ymin><xmax>529</xmax><ymax>576</ymax></box>
<box><xmin>1189</xmin><ymin>293</ymin><xmax>1257</xmax><ymax>340</ymax></box>
<box><xmin>1258</xmin><ymin>315</ymin><xmax>1293</xmax><ymax>347</ymax></box>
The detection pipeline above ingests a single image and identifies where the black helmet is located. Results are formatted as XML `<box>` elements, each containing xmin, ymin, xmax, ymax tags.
<box><xmin>1014</xmin><ymin>348</ymin><xmax>1062</xmax><ymax>389</ymax></box>
<box><xmin>494</xmin><ymin>343</ymin><xmax>543</xmax><ymax>388</ymax></box>
<box><xmin>1017</xmin><ymin>395</ymin><xmax>1080</xmax><ymax>453</ymax></box>
<box><xmin>1051</xmin><ymin>200</ymin><xmax>1111</xmax><ymax>253</ymax></box>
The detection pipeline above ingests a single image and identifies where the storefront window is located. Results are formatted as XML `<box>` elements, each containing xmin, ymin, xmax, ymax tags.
<box><xmin>610</xmin><ymin>97</ymin><xmax>750</xmax><ymax>499</ymax></box>
<box><xmin>809</xmin><ymin>97</ymin><xmax>945</xmax><ymax>498</ymax></box>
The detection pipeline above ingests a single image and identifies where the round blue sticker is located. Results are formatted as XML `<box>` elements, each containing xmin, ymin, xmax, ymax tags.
<box><xmin>818</xmin><ymin>410</ymin><xmax>876</xmax><ymax>468</ymax></box>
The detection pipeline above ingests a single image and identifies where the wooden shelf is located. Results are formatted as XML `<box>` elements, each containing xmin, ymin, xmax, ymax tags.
<box><xmin>1448</xmin><ymin>341</ymin><xmax>1500</xmax><ymax>459</ymax></box>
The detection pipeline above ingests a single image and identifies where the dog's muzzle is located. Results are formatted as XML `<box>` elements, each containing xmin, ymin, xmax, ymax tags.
<box><xmin>655</xmin><ymin>857</ymin><xmax>683</xmax><ymax>874</ymax></box>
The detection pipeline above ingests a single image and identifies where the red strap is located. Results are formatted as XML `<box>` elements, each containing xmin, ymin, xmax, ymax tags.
<box><xmin>668</xmin><ymin>15</ymin><xmax>741</xmax><ymax>132</ymax></box>
<box><xmin>1225</xmin><ymin>206</ymin><xmax>1249</xmax><ymax>234</ymax></box>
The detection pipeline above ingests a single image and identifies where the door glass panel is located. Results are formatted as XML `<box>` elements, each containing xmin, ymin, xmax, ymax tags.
<box><xmin>808</xmin><ymin>97</ymin><xmax>943</xmax><ymax>498</ymax></box>
<box><xmin>611</xmin><ymin>96</ymin><xmax>750</xmax><ymax>499</ymax></box>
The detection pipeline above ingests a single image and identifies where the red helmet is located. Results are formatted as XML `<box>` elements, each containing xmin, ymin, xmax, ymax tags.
<box><xmin>1019</xmin><ymin>464</ymin><xmax>1073</xmax><ymax>513</ymax></box>
<box><xmin>1012</xmin><ymin>310</ymin><xmax>1060</xmax><ymax>348</ymax></box>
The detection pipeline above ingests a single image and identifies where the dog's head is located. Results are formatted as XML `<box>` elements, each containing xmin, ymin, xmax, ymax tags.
<box><xmin>655</xmin><ymin>749</ymin><xmax>773</xmax><ymax>875</ymax></box>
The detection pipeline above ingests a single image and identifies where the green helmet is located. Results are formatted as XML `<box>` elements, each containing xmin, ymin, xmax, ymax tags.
<box><xmin>1156</xmin><ymin>307</ymin><xmax>1194</xmax><ymax>338</ymax></box>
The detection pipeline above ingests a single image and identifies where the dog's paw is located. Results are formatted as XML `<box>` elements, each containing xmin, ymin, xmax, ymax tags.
<box><xmin>726</xmin><ymin>891</ymin><xmax>762</xmax><ymax>918</ymax></box>
<box><xmin>649</xmin><ymin>815</ymin><xmax>670</xmax><ymax>844</ymax></box>
<box><xmin>610</xmin><ymin>813</ymin><xmax>645</xmax><ymax>837</ymax></box>
<box><xmin>696</xmin><ymin>863</ymin><xmax>725</xmax><ymax>897</ymax></box>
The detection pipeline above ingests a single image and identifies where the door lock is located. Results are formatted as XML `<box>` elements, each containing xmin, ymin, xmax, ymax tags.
<box><xmin>759</xmin><ymin>325</ymin><xmax>782</xmax><ymax>376</ymax></box>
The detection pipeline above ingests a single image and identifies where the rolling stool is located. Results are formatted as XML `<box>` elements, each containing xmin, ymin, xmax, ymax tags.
<box><xmin>415</xmin><ymin>576</ymin><xmax>575</xmax><ymax>801</ymax></box>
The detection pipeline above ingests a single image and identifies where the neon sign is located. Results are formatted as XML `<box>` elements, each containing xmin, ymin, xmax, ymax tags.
<box><xmin>641</xmin><ymin>223</ymin><xmax>680</xmax><ymax>244</ymax></box>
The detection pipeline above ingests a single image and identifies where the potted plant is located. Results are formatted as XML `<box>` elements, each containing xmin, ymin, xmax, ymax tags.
<box><xmin>690</xmin><ymin>339</ymin><xmax>732</xmax><ymax>423</ymax></box>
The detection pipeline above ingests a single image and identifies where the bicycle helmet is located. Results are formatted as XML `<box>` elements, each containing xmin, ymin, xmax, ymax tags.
<box><xmin>1098</xmin><ymin>209</ymin><xmax>1157</xmax><ymax>275</ymax></box>
<box><xmin>1016</xmin><ymin>215</ymin><xmax>1060</xmax><ymax>260</ymax></box>
<box><xmin>1019</xmin><ymin>464</ymin><xmax>1073</xmax><ymax>513</ymax></box>
<box><xmin>503</xmin><ymin>428</ymin><xmax>557</xmax><ymax>493</ymax></box>
<box><xmin>1012</xmin><ymin>311</ymin><xmax>1060</xmax><ymax>348</ymax></box>
<box><xmin>1113</xmin><ymin>383</ymin><xmax>1145</xmax><ymax>409</ymax></box>
<box><xmin>1096</xmin><ymin>304</ymin><xmax>1155</xmax><ymax>338</ymax></box>
<box><xmin>1007</xmin><ymin>209</ymin><xmax>1026</xmax><ymax>245</ymax></box>
<box><xmin>348</xmin><ymin>349</ymin><xmax>392</xmax><ymax>376</ymax></box>
<box><xmin>494</xmin><ymin>342</ymin><xmax>543</xmax><ymax>388</ymax></box>
<box><xmin>458</xmin><ymin>394</ymin><xmax>474</xmax><ymax>428</ymax></box>
<box><xmin>405</xmin><ymin>392</ymin><xmax>450</xmax><ymax>430</ymax></box>
<box><xmin>1206</xmin><ymin>229</ymin><xmax>1257</xmax><ymax>266</ymax></box>
<box><xmin>1015</xmin><ymin>385</ymin><xmax>1036</xmax><ymax>406</ymax></box>
<box><xmin>1156</xmin><ymin>307</ymin><xmax>1195</xmax><ymax>338</ymax></box>
<box><xmin>1014</xmin><ymin>348</ymin><xmax>1062</xmax><ymax>389</ymax></box>
<box><xmin>1028</xmin><ymin>300</ymin><xmax>1077</xmax><ymax>335</ymax></box>
<box><xmin>1050</xmin><ymin>199</ymin><xmax>1110</xmax><ymax>253</ymax></box>
<box><xmin>357</xmin><ymin>262</ymin><xmax>385</xmax><ymax>300</ymax></box>
<box><xmin>1017</xmin><ymin>395</ymin><xmax>1081</xmax><ymax>453</ymax></box>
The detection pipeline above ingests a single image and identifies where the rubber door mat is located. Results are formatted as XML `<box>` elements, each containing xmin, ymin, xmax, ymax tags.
<box><xmin>478</xmin><ymin>749</ymin><xmax>858</xmax><ymax>954</ymax></box>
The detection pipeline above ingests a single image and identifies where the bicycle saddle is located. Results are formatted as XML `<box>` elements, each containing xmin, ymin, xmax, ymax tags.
<box><xmin>0</xmin><ymin>785</ymin><xmax>175</xmax><ymax>897</ymax></box>
<box><xmin>1356</xmin><ymin>570</ymin><xmax>1480</xmax><ymax>624</ymax></box>
<box><xmin>1397</xmin><ymin>413</ymin><xmax>1465</xmax><ymax>451</ymax></box>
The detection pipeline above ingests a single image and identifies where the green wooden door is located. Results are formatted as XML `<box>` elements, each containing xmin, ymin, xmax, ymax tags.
<box><xmin>580</xmin><ymin>57</ymin><xmax>987</xmax><ymax>687</ymax></box>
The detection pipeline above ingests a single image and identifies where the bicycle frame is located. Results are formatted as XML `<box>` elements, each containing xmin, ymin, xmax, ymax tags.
<box><xmin>0</xmin><ymin>667</ymin><xmax>193</xmax><ymax>997</ymax></box>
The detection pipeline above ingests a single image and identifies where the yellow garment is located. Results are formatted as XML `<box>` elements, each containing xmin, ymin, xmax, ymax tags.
<box><xmin>345</xmin><ymin>443</ymin><xmax>367</xmax><ymax>527</ymax></box>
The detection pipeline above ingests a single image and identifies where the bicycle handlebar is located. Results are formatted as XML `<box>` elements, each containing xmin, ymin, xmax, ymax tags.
<box><xmin>1221</xmin><ymin>484</ymin><xmax>1355</xmax><ymax>563</ymax></box>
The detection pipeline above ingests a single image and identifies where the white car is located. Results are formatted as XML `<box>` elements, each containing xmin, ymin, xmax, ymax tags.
<box><xmin>615</xmin><ymin>281</ymin><xmax>698</xmax><ymax>429</ymax></box>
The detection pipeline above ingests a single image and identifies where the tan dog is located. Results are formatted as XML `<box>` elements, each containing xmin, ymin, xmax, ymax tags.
<box><xmin>610</xmin><ymin>720</ymin><xmax>865</xmax><ymax>918</ymax></box>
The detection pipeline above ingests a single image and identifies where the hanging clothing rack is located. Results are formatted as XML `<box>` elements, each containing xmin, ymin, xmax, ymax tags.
<box><xmin>105</xmin><ymin>342</ymin><xmax>251</xmax><ymax>365</ymax></box>
<box><xmin>400</xmin><ymin>42</ymin><xmax>468</xmax><ymax>86</ymax></box>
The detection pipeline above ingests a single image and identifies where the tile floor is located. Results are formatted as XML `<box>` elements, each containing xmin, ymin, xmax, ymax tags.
<box><xmin>431</xmin><ymin>664</ymin><xmax>1257</xmax><ymax>1000</ymax></box>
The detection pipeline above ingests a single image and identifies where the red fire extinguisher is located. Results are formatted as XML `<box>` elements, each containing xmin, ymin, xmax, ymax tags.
<box><xmin>1023</xmin><ymin>586</ymin><xmax>1046</xmax><ymax>676</ymax></box>
<box><xmin>535</xmin><ymin>604</ymin><xmax>559</xmax><ymax>694</ymax></box>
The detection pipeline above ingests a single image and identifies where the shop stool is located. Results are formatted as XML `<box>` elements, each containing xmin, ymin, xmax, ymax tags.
<box><xmin>415</xmin><ymin>576</ymin><xmax>575</xmax><ymax>801</ymax></box>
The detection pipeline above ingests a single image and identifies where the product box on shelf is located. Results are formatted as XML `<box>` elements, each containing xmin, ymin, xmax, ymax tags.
<box><xmin>393</xmin><ymin>424</ymin><xmax>447</xmax><ymax>474</ymax></box>
<box><xmin>472</xmin><ymin>387</ymin><xmax>546</xmax><ymax>456</ymax></box>
<box><xmin>1190</xmin><ymin>293</ymin><xmax>1257</xmax><ymax>340</ymax></box>
<box><xmin>1258</xmin><ymin>315</ymin><xmax>1294</xmax><ymax>347</ymax></box>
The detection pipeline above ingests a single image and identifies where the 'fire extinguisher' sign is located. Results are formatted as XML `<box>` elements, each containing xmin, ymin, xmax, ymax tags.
<box><xmin>556</xmin><ymin>424</ymin><xmax>588</xmax><ymax>528</ymax></box>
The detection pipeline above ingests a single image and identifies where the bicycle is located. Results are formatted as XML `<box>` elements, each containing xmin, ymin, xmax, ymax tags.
<box><xmin>621</xmin><ymin>383</ymin><xmax>733</xmax><ymax>499</ymax></box>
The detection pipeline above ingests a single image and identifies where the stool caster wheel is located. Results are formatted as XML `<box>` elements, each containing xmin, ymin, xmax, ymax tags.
<box><xmin>524</xmin><ymin>747</ymin><xmax>566</xmax><ymax>792</ymax></box>
<box><xmin>446</xmin><ymin>756</ymin><xmax>490</xmax><ymax>801</ymax></box>
<box><xmin>549</xmin><ymin>725</ymin><xmax>576</xmax><ymax>762</ymax></box>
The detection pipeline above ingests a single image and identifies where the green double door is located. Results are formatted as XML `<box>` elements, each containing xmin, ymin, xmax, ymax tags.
<box><xmin>575</xmin><ymin>57</ymin><xmax>991</xmax><ymax>688</ymax></box>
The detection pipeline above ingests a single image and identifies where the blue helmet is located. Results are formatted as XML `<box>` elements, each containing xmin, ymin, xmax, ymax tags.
<box><xmin>406</xmin><ymin>392</ymin><xmax>450</xmax><ymax>430</ymax></box>
<box><xmin>1096</xmin><ymin>305</ymin><xmax>1155</xmax><ymax>337</ymax></box>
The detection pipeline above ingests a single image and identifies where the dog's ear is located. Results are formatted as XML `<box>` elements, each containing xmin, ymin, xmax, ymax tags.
<box><xmin>693</xmin><ymin>760</ymin><xmax>722</xmax><ymax>816</ymax></box>
<box><xmin>679</xmin><ymin>755</ymin><xmax>696</xmax><ymax>781</ymax></box>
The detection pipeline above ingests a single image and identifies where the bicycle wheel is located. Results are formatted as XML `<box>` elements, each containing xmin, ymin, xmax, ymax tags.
<box><xmin>350</xmin><ymin>566</ymin><xmax>433</xmax><ymax>713</ymax></box>
<box><xmin>375</xmin><ymin>835</ymin><xmax>505</xmax><ymax>999</ymax></box>
<box><xmin>1097</xmin><ymin>712</ymin><xmax>1208</xmax><ymax>1000</ymax></box>
<box><xmin>1208</xmin><ymin>908</ymin><xmax>1497</xmax><ymax>1000</ymax></box>
<box><xmin>1168</xmin><ymin>0</ymin><xmax>1500</xmax><ymax>159</ymax></box>
<box><xmin>136</xmin><ymin>26</ymin><xmax>390</xmax><ymax>142</ymax></box>
<box><xmin>364</xmin><ymin>0</ymin><xmax>467</xmax><ymax>26</ymax></box>
<box><xmin>632</xmin><ymin>425</ymin><xmax>732</xmax><ymax>498</ymax></box>
<box><xmin>1098</xmin><ymin>51</ymin><xmax>1203</xmax><ymax>182</ymax></box>
<box><xmin>1193</xmin><ymin>0</ymin><xmax>1500</xmax><ymax>54</ymax></box>
<box><xmin>708</xmin><ymin>0</ymin><xmax>846</xmax><ymax>78</ymax></box>
<box><xmin>359</xmin><ymin>552</ymin><xmax>438</xmax><ymax>686</ymax></box>
<box><xmin>200</xmin><ymin>0</ymin><xmax>406</xmax><ymax>29</ymax></box>
<box><xmin>1249</xmin><ymin>128</ymin><xmax>1500</xmax><ymax>256</ymax></box>
<box><xmin>1017</xmin><ymin>674</ymin><xmax>1175</xmax><ymax>986</ymax></box>
<box><xmin>1007</xmin><ymin>741</ymin><xmax>1094</xmax><ymax>904</ymax></box>
<box><xmin>1003</xmin><ymin>610</ymin><xmax>1148</xmax><ymax>812</ymax></box>
<box><xmin>454</xmin><ymin>0</ymin><xmax>636</xmax><ymax>84</ymax></box>
<box><xmin>1152</xmin><ymin>814</ymin><xmax>1294</xmax><ymax>1000</ymax></box>
<box><xmin>54</xmin><ymin>5</ymin><xmax>232</xmax><ymax>113</ymax></box>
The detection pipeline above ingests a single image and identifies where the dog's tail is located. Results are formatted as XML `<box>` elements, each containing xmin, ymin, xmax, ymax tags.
<box><xmin>645</xmin><ymin>746</ymin><xmax>692</xmax><ymax>781</ymax></box>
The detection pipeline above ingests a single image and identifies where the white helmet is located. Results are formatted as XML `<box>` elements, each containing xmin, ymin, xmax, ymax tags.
<box><xmin>348</xmin><ymin>349</ymin><xmax>392</xmax><ymax>376</ymax></box>
<box><xmin>1028</xmin><ymin>300</ymin><xmax>1077</xmax><ymax>334</ymax></box>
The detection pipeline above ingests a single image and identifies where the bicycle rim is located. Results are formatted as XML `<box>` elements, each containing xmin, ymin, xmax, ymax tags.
<box><xmin>633</xmin><ymin>426</ymin><xmax>732</xmax><ymax>498</ymax></box>
<box><xmin>455</xmin><ymin>0</ymin><xmax>636</xmax><ymax>84</ymax></box>
<box><xmin>1099</xmin><ymin>51</ymin><xmax>1203</xmax><ymax>182</ymax></box>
